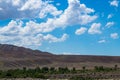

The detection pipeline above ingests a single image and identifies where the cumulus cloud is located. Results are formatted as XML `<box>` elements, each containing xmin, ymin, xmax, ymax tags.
<box><xmin>98</xmin><ymin>40</ymin><xmax>106</xmax><ymax>43</ymax></box>
<box><xmin>0</xmin><ymin>0</ymin><xmax>97</xmax><ymax>48</ymax></box>
<box><xmin>110</xmin><ymin>33</ymin><xmax>119</xmax><ymax>39</ymax></box>
<box><xmin>0</xmin><ymin>0</ymin><xmax>97</xmax><ymax>23</ymax></box>
<box><xmin>75</xmin><ymin>27</ymin><xmax>87</xmax><ymax>35</ymax></box>
<box><xmin>0</xmin><ymin>20</ymin><xmax>68</xmax><ymax>48</ymax></box>
<box><xmin>59</xmin><ymin>0</ymin><xmax>97</xmax><ymax>25</ymax></box>
<box><xmin>0</xmin><ymin>0</ymin><xmax>97</xmax><ymax>32</ymax></box>
<box><xmin>44</xmin><ymin>34</ymin><xmax>68</xmax><ymax>43</ymax></box>
<box><xmin>110</xmin><ymin>0</ymin><xmax>119</xmax><ymax>7</ymax></box>
<box><xmin>0</xmin><ymin>20</ymin><xmax>41</xmax><ymax>48</ymax></box>
<box><xmin>88</xmin><ymin>23</ymin><xmax>102</xmax><ymax>34</ymax></box>
<box><xmin>105</xmin><ymin>22</ymin><xmax>114</xmax><ymax>28</ymax></box>
<box><xmin>0</xmin><ymin>0</ymin><xmax>62</xmax><ymax>19</ymax></box>
<box><xmin>46</xmin><ymin>0</ymin><xmax>97</xmax><ymax>31</ymax></box>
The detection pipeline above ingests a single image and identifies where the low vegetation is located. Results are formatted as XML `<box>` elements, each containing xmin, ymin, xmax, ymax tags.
<box><xmin>0</xmin><ymin>65</ymin><xmax>119</xmax><ymax>79</ymax></box>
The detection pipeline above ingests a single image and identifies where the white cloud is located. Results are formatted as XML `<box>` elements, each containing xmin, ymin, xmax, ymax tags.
<box><xmin>58</xmin><ymin>0</ymin><xmax>97</xmax><ymax>26</ymax></box>
<box><xmin>19</xmin><ymin>0</ymin><xmax>42</xmax><ymax>10</ymax></box>
<box><xmin>75</xmin><ymin>27</ymin><xmax>87</xmax><ymax>35</ymax></box>
<box><xmin>0</xmin><ymin>0</ymin><xmax>96</xmax><ymax>22</ymax></box>
<box><xmin>47</xmin><ymin>0</ymin><xmax>97</xmax><ymax>31</ymax></box>
<box><xmin>0</xmin><ymin>20</ymin><xmax>42</xmax><ymax>48</ymax></box>
<box><xmin>105</xmin><ymin>22</ymin><xmax>114</xmax><ymax>28</ymax></box>
<box><xmin>107</xmin><ymin>14</ymin><xmax>113</xmax><ymax>19</ymax></box>
<box><xmin>0</xmin><ymin>20</ymin><xmax>68</xmax><ymax>48</ymax></box>
<box><xmin>0</xmin><ymin>0</ymin><xmax>62</xmax><ymax>19</ymax></box>
<box><xmin>0</xmin><ymin>0</ymin><xmax>97</xmax><ymax>48</ymax></box>
<box><xmin>12</xmin><ymin>0</ymin><xmax>21</xmax><ymax>6</ymax></box>
<box><xmin>14</xmin><ymin>0</ymin><xmax>97</xmax><ymax>33</ymax></box>
<box><xmin>110</xmin><ymin>0</ymin><xmax>119</xmax><ymax>7</ymax></box>
<box><xmin>0</xmin><ymin>33</ymin><xmax>43</xmax><ymax>49</ymax></box>
<box><xmin>88</xmin><ymin>23</ymin><xmax>102</xmax><ymax>34</ymax></box>
<box><xmin>110</xmin><ymin>33</ymin><xmax>119</xmax><ymax>39</ymax></box>
<box><xmin>98</xmin><ymin>40</ymin><xmax>106</xmax><ymax>43</ymax></box>
<box><xmin>44</xmin><ymin>34</ymin><xmax>68</xmax><ymax>43</ymax></box>
<box><xmin>0</xmin><ymin>0</ymin><xmax>97</xmax><ymax>32</ymax></box>
<box><xmin>38</xmin><ymin>4</ymin><xmax>62</xmax><ymax>18</ymax></box>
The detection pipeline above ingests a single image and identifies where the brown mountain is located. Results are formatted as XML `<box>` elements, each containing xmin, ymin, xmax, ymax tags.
<box><xmin>0</xmin><ymin>44</ymin><xmax>54</xmax><ymax>69</ymax></box>
<box><xmin>0</xmin><ymin>44</ymin><xmax>120</xmax><ymax>69</ymax></box>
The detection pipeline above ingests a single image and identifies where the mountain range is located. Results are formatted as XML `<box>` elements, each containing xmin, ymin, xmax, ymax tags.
<box><xmin>0</xmin><ymin>44</ymin><xmax>120</xmax><ymax>69</ymax></box>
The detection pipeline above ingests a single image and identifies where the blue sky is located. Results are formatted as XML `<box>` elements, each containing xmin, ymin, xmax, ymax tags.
<box><xmin>0</xmin><ymin>0</ymin><xmax>120</xmax><ymax>55</ymax></box>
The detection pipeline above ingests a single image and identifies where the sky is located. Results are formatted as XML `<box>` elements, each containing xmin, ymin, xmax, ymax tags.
<box><xmin>0</xmin><ymin>0</ymin><xmax>120</xmax><ymax>56</ymax></box>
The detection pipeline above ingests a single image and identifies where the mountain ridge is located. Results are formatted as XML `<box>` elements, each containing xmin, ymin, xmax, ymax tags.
<box><xmin>0</xmin><ymin>44</ymin><xmax>120</xmax><ymax>69</ymax></box>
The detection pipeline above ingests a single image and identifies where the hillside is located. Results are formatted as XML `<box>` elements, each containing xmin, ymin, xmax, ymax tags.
<box><xmin>0</xmin><ymin>44</ymin><xmax>120</xmax><ymax>69</ymax></box>
<box><xmin>0</xmin><ymin>44</ymin><xmax>54</xmax><ymax>69</ymax></box>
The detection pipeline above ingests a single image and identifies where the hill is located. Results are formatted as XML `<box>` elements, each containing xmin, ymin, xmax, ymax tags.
<box><xmin>0</xmin><ymin>44</ymin><xmax>120</xmax><ymax>69</ymax></box>
<box><xmin>0</xmin><ymin>44</ymin><xmax>54</xmax><ymax>69</ymax></box>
